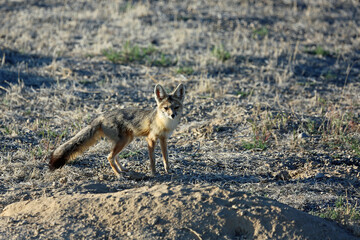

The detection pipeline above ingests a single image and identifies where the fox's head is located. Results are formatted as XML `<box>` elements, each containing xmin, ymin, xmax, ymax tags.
<box><xmin>154</xmin><ymin>84</ymin><xmax>185</xmax><ymax>120</ymax></box>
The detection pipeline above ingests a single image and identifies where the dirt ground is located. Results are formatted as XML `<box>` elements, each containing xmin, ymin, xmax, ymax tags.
<box><xmin>0</xmin><ymin>0</ymin><xmax>359</xmax><ymax>239</ymax></box>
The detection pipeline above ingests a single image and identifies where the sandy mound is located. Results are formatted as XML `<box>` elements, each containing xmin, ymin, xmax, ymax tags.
<box><xmin>0</xmin><ymin>184</ymin><xmax>355</xmax><ymax>240</ymax></box>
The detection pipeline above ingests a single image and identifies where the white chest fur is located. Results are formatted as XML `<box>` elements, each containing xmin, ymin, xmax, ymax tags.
<box><xmin>151</xmin><ymin>113</ymin><xmax>180</xmax><ymax>139</ymax></box>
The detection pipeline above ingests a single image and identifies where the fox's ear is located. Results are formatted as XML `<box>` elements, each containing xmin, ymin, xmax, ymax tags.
<box><xmin>173</xmin><ymin>83</ymin><xmax>185</xmax><ymax>102</ymax></box>
<box><xmin>154</xmin><ymin>84</ymin><xmax>167</xmax><ymax>103</ymax></box>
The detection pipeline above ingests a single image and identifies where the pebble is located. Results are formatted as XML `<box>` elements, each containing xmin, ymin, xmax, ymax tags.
<box><xmin>298</xmin><ymin>132</ymin><xmax>309</xmax><ymax>139</ymax></box>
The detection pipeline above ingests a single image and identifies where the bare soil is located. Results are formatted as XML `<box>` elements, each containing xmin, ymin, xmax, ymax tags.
<box><xmin>1</xmin><ymin>184</ymin><xmax>357</xmax><ymax>240</ymax></box>
<box><xmin>0</xmin><ymin>0</ymin><xmax>359</xmax><ymax>239</ymax></box>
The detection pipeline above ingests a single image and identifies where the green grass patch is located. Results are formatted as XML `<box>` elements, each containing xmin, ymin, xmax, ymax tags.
<box><xmin>252</xmin><ymin>27</ymin><xmax>268</xmax><ymax>38</ymax></box>
<box><xmin>31</xmin><ymin>146</ymin><xmax>43</xmax><ymax>158</ymax></box>
<box><xmin>3</xmin><ymin>125</ymin><xmax>12</xmax><ymax>135</ymax></box>
<box><xmin>176</xmin><ymin>66</ymin><xmax>194</xmax><ymax>75</ymax></box>
<box><xmin>312</xmin><ymin>196</ymin><xmax>360</xmax><ymax>224</ymax></box>
<box><xmin>102</xmin><ymin>41</ymin><xmax>156</xmax><ymax>64</ymax></box>
<box><xmin>324</xmin><ymin>72</ymin><xmax>337</xmax><ymax>81</ymax></box>
<box><xmin>305</xmin><ymin>45</ymin><xmax>331</xmax><ymax>57</ymax></box>
<box><xmin>305</xmin><ymin>120</ymin><xmax>318</xmax><ymax>135</ymax></box>
<box><xmin>1</xmin><ymin>123</ymin><xmax>19</xmax><ymax>136</ymax></box>
<box><xmin>236</xmin><ymin>90</ymin><xmax>252</xmax><ymax>98</ymax></box>
<box><xmin>211</xmin><ymin>45</ymin><xmax>231</xmax><ymax>62</ymax></box>
<box><xmin>102</xmin><ymin>41</ymin><xmax>176</xmax><ymax>67</ymax></box>
<box><xmin>102</xmin><ymin>48</ymin><xmax>121</xmax><ymax>63</ymax></box>
<box><xmin>242</xmin><ymin>139</ymin><xmax>267</xmax><ymax>151</ymax></box>
<box><xmin>78</xmin><ymin>80</ymin><xmax>93</xmax><ymax>85</ymax></box>
<box><xmin>118</xmin><ymin>150</ymin><xmax>141</xmax><ymax>159</ymax></box>
<box><xmin>315</xmin><ymin>107</ymin><xmax>360</xmax><ymax>156</ymax></box>
<box><xmin>328</xmin><ymin>136</ymin><xmax>360</xmax><ymax>156</ymax></box>
<box><xmin>118</xmin><ymin>2</ymin><xmax>133</xmax><ymax>13</ymax></box>
<box><xmin>38</xmin><ymin>129</ymin><xmax>61</xmax><ymax>140</ymax></box>
<box><xmin>349</xmin><ymin>137</ymin><xmax>360</xmax><ymax>156</ymax></box>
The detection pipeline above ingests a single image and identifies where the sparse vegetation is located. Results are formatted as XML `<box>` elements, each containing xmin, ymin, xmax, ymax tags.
<box><xmin>323</xmin><ymin>72</ymin><xmax>337</xmax><ymax>81</ymax></box>
<box><xmin>118</xmin><ymin>150</ymin><xmax>141</xmax><ymax>159</ymax></box>
<box><xmin>236</xmin><ymin>90</ymin><xmax>252</xmax><ymax>98</ymax></box>
<box><xmin>102</xmin><ymin>41</ymin><xmax>177</xmax><ymax>67</ymax></box>
<box><xmin>305</xmin><ymin>45</ymin><xmax>331</xmax><ymax>57</ymax></box>
<box><xmin>1</xmin><ymin>0</ymin><xmax>360</xmax><ymax>238</ymax></box>
<box><xmin>118</xmin><ymin>1</ymin><xmax>134</xmax><ymax>13</ymax></box>
<box><xmin>211</xmin><ymin>44</ymin><xmax>231</xmax><ymax>62</ymax></box>
<box><xmin>242</xmin><ymin>139</ymin><xmax>268</xmax><ymax>150</ymax></box>
<box><xmin>252</xmin><ymin>26</ymin><xmax>269</xmax><ymax>38</ymax></box>
<box><xmin>311</xmin><ymin>195</ymin><xmax>360</xmax><ymax>234</ymax></box>
<box><xmin>176</xmin><ymin>66</ymin><xmax>194</xmax><ymax>75</ymax></box>
<box><xmin>102</xmin><ymin>41</ymin><xmax>157</xmax><ymax>64</ymax></box>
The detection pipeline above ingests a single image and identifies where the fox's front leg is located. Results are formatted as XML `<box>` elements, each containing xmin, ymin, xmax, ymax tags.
<box><xmin>146</xmin><ymin>137</ymin><xmax>156</xmax><ymax>176</ymax></box>
<box><xmin>159</xmin><ymin>137</ymin><xmax>169</xmax><ymax>173</ymax></box>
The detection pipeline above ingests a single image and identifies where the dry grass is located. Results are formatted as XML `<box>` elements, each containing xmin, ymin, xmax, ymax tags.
<box><xmin>1</xmin><ymin>0</ymin><xmax>360</xmax><ymax>238</ymax></box>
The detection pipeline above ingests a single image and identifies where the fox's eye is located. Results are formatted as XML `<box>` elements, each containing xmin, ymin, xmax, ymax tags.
<box><xmin>164</xmin><ymin>107</ymin><xmax>169</xmax><ymax>110</ymax></box>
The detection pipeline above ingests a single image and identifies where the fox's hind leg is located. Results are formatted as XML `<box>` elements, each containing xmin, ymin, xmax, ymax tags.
<box><xmin>107</xmin><ymin>135</ymin><xmax>133</xmax><ymax>177</ymax></box>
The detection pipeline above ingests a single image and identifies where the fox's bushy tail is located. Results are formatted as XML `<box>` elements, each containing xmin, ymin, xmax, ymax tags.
<box><xmin>49</xmin><ymin>119</ymin><xmax>104</xmax><ymax>170</ymax></box>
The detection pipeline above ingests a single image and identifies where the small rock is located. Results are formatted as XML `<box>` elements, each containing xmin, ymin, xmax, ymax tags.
<box><xmin>298</xmin><ymin>132</ymin><xmax>309</xmax><ymax>139</ymax></box>
<box><xmin>59</xmin><ymin>177</ymin><xmax>67</xmax><ymax>184</ymax></box>
<box><xmin>150</xmin><ymin>216</ymin><xmax>161</xmax><ymax>225</ymax></box>
<box><xmin>82</xmin><ymin>183</ymin><xmax>110</xmax><ymax>193</ymax></box>
<box><xmin>274</xmin><ymin>170</ymin><xmax>291</xmax><ymax>181</ymax></box>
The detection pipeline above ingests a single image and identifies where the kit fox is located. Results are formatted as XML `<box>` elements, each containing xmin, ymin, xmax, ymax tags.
<box><xmin>49</xmin><ymin>84</ymin><xmax>185</xmax><ymax>176</ymax></box>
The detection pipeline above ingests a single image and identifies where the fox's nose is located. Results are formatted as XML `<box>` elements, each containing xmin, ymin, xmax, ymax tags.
<box><xmin>171</xmin><ymin>113</ymin><xmax>176</xmax><ymax>118</ymax></box>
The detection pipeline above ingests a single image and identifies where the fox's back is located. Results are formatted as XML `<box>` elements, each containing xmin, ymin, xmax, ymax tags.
<box><xmin>100</xmin><ymin>109</ymin><xmax>155</xmax><ymax>138</ymax></box>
